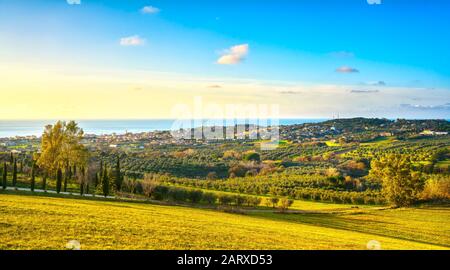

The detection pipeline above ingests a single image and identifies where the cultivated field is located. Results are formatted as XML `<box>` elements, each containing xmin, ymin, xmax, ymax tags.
<box><xmin>0</xmin><ymin>193</ymin><xmax>448</xmax><ymax>250</ymax></box>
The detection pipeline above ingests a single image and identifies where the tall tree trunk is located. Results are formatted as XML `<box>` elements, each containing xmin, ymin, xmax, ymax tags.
<box><xmin>102</xmin><ymin>168</ymin><xmax>109</xmax><ymax>197</ymax></box>
<box><xmin>115</xmin><ymin>157</ymin><xmax>122</xmax><ymax>192</ymax></box>
<box><xmin>79</xmin><ymin>168</ymin><xmax>85</xmax><ymax>196</ymax></box>
<box><xmin>30</xmin><ymin>162</ymin><xmax>35</xmax><ymax>192</ymax></box>
<box><xmin>12</xmin><ymin>159</ymin><xmax>17</xmax><ymax>189</ymax></box>
<box><xmin>56</xmin><ymin>168</ymin><xmax>62</xmax><ymax>193</ymax></box>
<box><xmin>42</xmin><ymin>173</ymin><xmax>47</xmax><ymax>191</ymax></box>
<box><xmin>2</xmin><ymin>162</ymin><xmax>7</xmax><ymax>190</ymax></box>
<box><xmin>63</xmin><ymin>176</ymin><xmax>68</xmax><ymax>192</ymax></box>
<box><xmin>63</xmin><ymin>163</ymin><xmax>70</xmax><ymax>192</ymax></box>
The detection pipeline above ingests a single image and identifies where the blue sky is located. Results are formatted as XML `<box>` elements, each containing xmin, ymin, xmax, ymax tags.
<box><xmin>0</xmin><ymin>0</ymin><xmax>449</xmax><ymax>119</ymax></box>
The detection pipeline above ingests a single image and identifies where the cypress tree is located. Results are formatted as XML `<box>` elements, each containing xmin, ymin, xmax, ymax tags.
<box><xmin>79</xmin><ymin>168</ymin><xmax>85</xmax><ymax>196</ymax></box>
<box><xmin>99</xmin><ymin>161</ymin><xmax>103</xmax><ymax>185</ymax></box>
<box><xmin>12</xmin><ymin>159</ymin><xmax>17</xmax><ymax>188</ymax></box>
<box><xmin>68</xmin><ymin>165</ymin><xmax>72</xmax><ymax>179</ymax></box>
<box><xmin>42</xmin><ymin>173</ymin><xmax>47</xmax><ymax>191</ymax></box>
<box><xmin>56</xmin><ymin>168</ymin><xmax>62</xmax><ymax>193</ymax></box>
<box><xmin>30</xmin><ymin>161</ymin><xmax>36</xmax><ymax>192</ymax></box>
<box><xmin>93</xmin><ymin>173</ymin><xmax>99</xmax><ymax>188</ymax></box>
<box><xmin>10</xmin><ymin>152</ymin><xmax>14</xmax><ymax>164</ymax></box>
<box><xmin>2</xmin><ymin>162</ymin><xmax>7</xmax><ymax>190</ymax></box>
<box><xmin>114</xmin><ymin>157</ymin><xmax>122</xmax><ymax>192</ymax></box>
<box><xmin>63</xmin><ymin>164</ymin><xmax>69</xmax><ymax>192</ymax></box>
<box><xmin>102</xmin><ymin>168</ymin><xmax>109</xmax><ymax>197</ymax></box>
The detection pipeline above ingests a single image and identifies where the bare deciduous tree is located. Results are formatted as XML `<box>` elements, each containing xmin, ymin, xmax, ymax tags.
<box><xmin>141</xmin><ymin>173</ymin><xmax>159</xmax><ymax>198</ymax></box>
<box><xmin>278</xmin><ymin>197</ymin><xmax>294</xmax><ymax>212</ymax></box>
<box><xmin>123</xmin><ymin>176</ymin><xmax>137</xmax><ymax>194</ymax></box>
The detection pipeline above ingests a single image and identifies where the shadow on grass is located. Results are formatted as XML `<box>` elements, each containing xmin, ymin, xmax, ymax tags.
<box><xmin>0</xmin><ymin>189</ymin><xmax>219</xmax><ymax>212</ymax></box>
<box><xmin>247</xmin><ymin>210</ymin><xmax>450</xmax><ymax>249</ymax></box>
<box><xmin>2</xmin><ymin>189</ymin><xmax>448</xmax><ymax>248</ymax></box>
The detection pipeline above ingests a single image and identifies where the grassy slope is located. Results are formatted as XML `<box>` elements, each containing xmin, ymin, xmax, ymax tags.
<box><xmin>0</xmin><ymin>193</ymin><xmax>449</xmax><ymax>250</ymax></box>
<box><xmin>250</xmin><ymin>207</ymin><xmax>450</xmax><ymax>248</ymax></box>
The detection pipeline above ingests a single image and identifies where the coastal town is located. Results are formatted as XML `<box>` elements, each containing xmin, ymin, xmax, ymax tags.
<box><xmin>1</xmin><ymin>118</ymin><xmax>448</xmax><ymax>155</ymax></box>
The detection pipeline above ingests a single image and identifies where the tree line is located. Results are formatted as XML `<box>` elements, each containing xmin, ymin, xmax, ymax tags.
<box><xmin>2</xmin><ymin>121</ymin><xmax>448</xmax><ymax>208</ymax></box>
<box><xmin>121</xmin><ymin>174</ymin><xmax>293</xmax><ymax>210</ymax></box>
<box><xmin>1</xmin><ymin>121</ymin><xmax>124</xmax><ymax>197</ymax></box>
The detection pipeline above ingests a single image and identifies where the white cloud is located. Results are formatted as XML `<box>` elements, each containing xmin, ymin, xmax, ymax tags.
<box><xmin>217</xmin><ymin>44</ymin><xmax>249</xmax><ymax>65</ymax></box>
<box><xmin>367</xmin><ymin>0</ymin><xmax>382</xmax><ymax>5</ymax></box>
<box><xmin>278</xmin><ymin>90</ymin><xmax>302</xmax><ymax>95</ymax></box>
<box><xmin>3</xmin><ymin>63</ymin><xmax>449</xmax><ymax>119</ymax></box>
<box><xmin>67</xmin><ymin>0</ymin><xmax>81</xmax><ymax>4</ymax></box>
<box><xmin>400</xmin><ymin>103</ymin><xmax>450</xmax><ymax>110</ymax></box>
<box><xmin>366</xmin><ymin>81</ymin><xmax>386</xmax><ymax>86</ymax></box>
<box><xmin>350</xmin><ymin>89</ymin><xmax>380</xmax><ymax>94</ymax></box>
<box><xmin>141</xmin><ymin>6</ymin><xmax>160</xmax><ymax>14</ymax></box>
<box><xmin>120</xmin><ymin>35</ymin><xmax>146</xmax><ymax>46</ymax></box>
<box><xmin>335</xmin><ymin>66</ymin><xmax>359</xmax><ymax>73</ymax></box>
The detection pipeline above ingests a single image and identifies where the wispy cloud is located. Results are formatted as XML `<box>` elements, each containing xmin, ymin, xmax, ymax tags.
<box><xmin>131</xmin><ymin>86</ymin><xmax>143</xmax><ymax>91</ymax></box>
<box><xmin>217</xmin><ymin>44</ymin><xmax>249</xmax><ymax>65</ymax></box>
<box><xmin>366</xmin><ymin>81</ymin><xmax>386</xmax><ymax>86</ymax></box>
<box><xmin>207</xmin><ymin>84</ymin><xmax>222</xmax><ymax>88</ymax></box>
<box><xmin>336</xmin><ymin>66</ymin><xmax>359</xmax><ymax>73</ymax></box>
<box><xmin>66</xmin><ymin>0</ymin><xmax>81</xmax><ymax>4</ymax></box>
<box><xmin>400</xmin><ymin>103</ymin><xmax>450</xmax><ymax>110</ymax></box>
<box><xmin>350</xmin><ymin>89</ymin><xmax>380</xmax><ymax>94</ymax></box>
<box><xmin>4</xmin><ymin>63</ymin><xmax>450</xmax><ymax>119</ymax></box>
<box><xmin>120</xmin><ymin>35</ymin><xmax>146</xmax><ymax>46</ymax></box>
<box><xmin>367</xmin><ymin>0</ymin><xmax>382</xmax><ymax>5</ymax></box>
<box><xmin>278</xmin><ymin>90</ymin><xmax>302</xmax><ymax>95</ymax></box>
<box><xmin>141</xmin><ymin>6</ymin><xmax>160</xmax><ymax>14</ymax></box>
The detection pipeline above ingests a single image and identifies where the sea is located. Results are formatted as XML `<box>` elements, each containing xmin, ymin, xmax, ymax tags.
<box><xmin>0</xmin><ymin>119</ymin><xmax>327</xmax><ymax>138</ymax></box>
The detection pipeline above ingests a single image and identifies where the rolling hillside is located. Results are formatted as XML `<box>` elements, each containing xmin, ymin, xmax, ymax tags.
<box><xmin>0</xmin><ymin>193</ymin><xmax>448</xmax><ymax>250</ymax></box>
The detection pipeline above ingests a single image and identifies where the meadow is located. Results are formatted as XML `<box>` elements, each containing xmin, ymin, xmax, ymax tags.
<box><xmin>0</xmin><ymin>192</ymin><xmax>448</xmax><ymax>250</ymax></box>
<box><xmin>1</xmin><ymin>119</ymin><xmax>449</xmax><ymax>250</ymax></box>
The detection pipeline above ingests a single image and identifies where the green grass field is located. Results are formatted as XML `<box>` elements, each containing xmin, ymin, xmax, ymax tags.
<box><xmin>436</xmin><ymin>159</ymin><xmax>450</xmax><ymax>168</ymax></box>
<box><xmin>1</xmin><ymin>192</ymin><xmax>449</xmax><ymax>250</ymax></box>
<box><xmin>360</xmin><ymin>136</ymin><xmax>397</xmax><ymax>146</ymax></box>
<box><xmin>325</xmin><ymin>140</ymin><xmax>341</xmax><ymax>147</ymax></box>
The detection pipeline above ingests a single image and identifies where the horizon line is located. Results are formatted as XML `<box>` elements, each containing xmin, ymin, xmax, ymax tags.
<box><xmin>0</xmin><ymin>117</ymin><xmax>449</xmax><ymax>121</ymax></box>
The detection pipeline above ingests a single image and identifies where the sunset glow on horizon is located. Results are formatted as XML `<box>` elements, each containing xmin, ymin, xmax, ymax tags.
<box><xmin>1</xmin><ymin>0</ymin><xmax>449</xmax><ymax>119</ymax></box>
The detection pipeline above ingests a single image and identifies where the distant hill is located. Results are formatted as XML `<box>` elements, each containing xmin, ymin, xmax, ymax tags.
<box><xmin>320</xmin><ymin>118</ymin><xmax>450</xmax><ymax>132</ymax></box>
